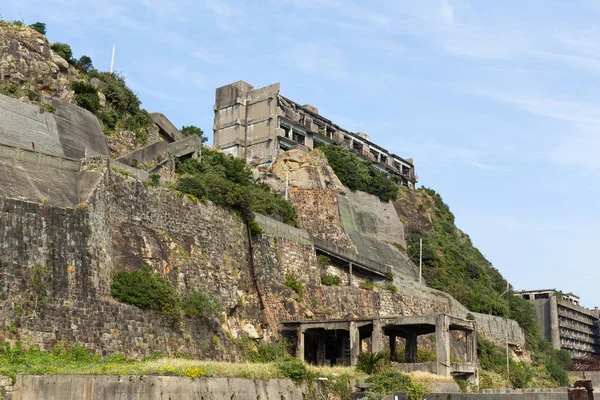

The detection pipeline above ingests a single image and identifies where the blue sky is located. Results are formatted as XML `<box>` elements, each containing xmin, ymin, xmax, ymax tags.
<box><xmin>4</xmin><ymin>0</ymin><xmax>600</xmax><ymax>306</ymax></box>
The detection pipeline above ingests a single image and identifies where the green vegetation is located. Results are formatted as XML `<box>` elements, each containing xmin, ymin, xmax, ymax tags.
<box><xmin>356</xmin><ymin>351</ymin><xmax>389</xmax><ymax>374</ymax></box>
<box><xmin>181</xmin><ymin>125</ymin><xmax>208</xmax><ymax>143</ymax></box>
<box><xmin>394</xmin><ymin>345</ymin><xmax>436</xmax><ymax>363</ymax></box>
<box><xmin>110</xmin><ymin>265</ymin><xmax>181</xmax><ymax>323</ymax></box>
<box><xmin>285</xmin><ymin>273</ymin><xmax>303</xmax><ymax>296</ymax></box>
<box><xmin>75</xmin><ymin>55</ymin><xmax>93</xmax><ymax>74</ymax></box>
<box><xmin>51</xmin><ymin>42</ymin><xmax>74</xmax><ymax>64</ymax></box>
<box><xmin>320</xmin><ymin>273</ymin><xmax>342</xmax><ymax>286</ymax></box>
<box><xmin>364</xmin><ymin>369</ymin><xmax>427</xmax><ymax>400</ymax></box>
<box><xmin>40</xmin><ymin>102</ymin><xmax>55</xmax><ymax>113</ymax></box>
<box><xmin>237</xmin><ymin>337</ymin><xmax>291</xmax><ymax>363</ymax></box>
<box><xmin>318</xmin><ymin>144</ymin><xmax>398</xmax><ymax>201</ymax></box>
<box><xmin>182</xmin><ymin>289</ymin><xmax>222</xmax><ymax>320</ymax></box>
<box><xmin>110</xmin><ymin>266</ymin><xmax>223</xmax><ymax>325</ymax></box>
<box><xmin>0</xmin><ymin>83</ymin><xmax>22</xmax><ymax>98</ymax></box>
<box><xmin>407</xmin><ymin>187</ymin><xmax>572</xmax><ymax>387</ymax></box>
<box><xmin>276</xmin><ymin>358</ymin><xmax>310</xmax><ymax>382</ymax></box>
<box><xmin>317</xmin><ymin>254</ymin><xmax>331</xmax><ymax>267</ymax></box>
<box><xmin>0</xmin><ymin>342</ymin><xmax>359</xmax><ymax>389</ymax></box>
<box><xmin>147</xmin><ymin>173</ymin><xmax>160</xmax><ymax>187</ymax></box>
<box><xmin>175</xmin><ymin>147</ymin><xmax>298</xmax><ymax>227</ymax></box>
<box><xmin>359</xmin><ymin>279</ymin><xmax>374</xmax><ymax>290</ymax></box>
<box><xmin>71</xmin><ymin>81</ymin><xmax>100</xmax><ymax>113</ymax></box>
<box><xmin>28</xmin><ymin>22</ymin><xmax>46</xmax><ymax>35</ymax></box>
<box><xmin>478</xmin><ymin>335</ymin><xmax>570</xmax><ymax>389</ymax></box>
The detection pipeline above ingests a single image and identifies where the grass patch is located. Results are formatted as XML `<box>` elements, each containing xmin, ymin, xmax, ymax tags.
<box><xmin>320</xmin><ymin>273</ymin><xmax>342</xmax><ymax>286</ymax></box>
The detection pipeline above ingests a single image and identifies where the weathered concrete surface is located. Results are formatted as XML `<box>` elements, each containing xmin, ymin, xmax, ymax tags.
<box><xmin>151</xmin><ymin>112</ymin><xmax>184</xmax><ymax>142</ymax></box>
<box><xmin>8</xmin><ymin>376</ymin><xmax>311</xmax><ymax>400</ymax></box>
<box><xmin>338</xmin><ymin>191</ymin><xmax>417</xmax><ymax>281</ymax></box>
<box><xmin>47</xmin><ymin>96</ymin><xmax>110</xmax><ymax>158</ymax></box>
<box><xmin>117</xmin><ymin>135</ymin><xmax>202</xmax><ymax>166</ymax></box>
<box><xmin>0</xmin><ymin>94</ymin><xmax>109</xmax><ymax>158</ymax></box>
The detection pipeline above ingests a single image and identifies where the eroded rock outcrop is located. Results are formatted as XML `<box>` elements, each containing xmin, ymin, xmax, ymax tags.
<box><xmin>0</xmin><ymin>21</ymin><xmax>77</xmax><ymax>102</ymax></box>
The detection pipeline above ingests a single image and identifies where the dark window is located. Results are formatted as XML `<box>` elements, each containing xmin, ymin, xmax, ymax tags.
<box><xmin>535</xmin><ymin>293</ymin><xmax>549</xmax><ymax>299</ymax></box>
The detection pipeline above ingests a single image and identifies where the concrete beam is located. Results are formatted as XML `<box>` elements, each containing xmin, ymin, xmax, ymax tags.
<box><xmin>151</xmin><ymin>113</ymin><xmax>184</xmax><ymax>142</ymax></box>
<box><xmin>389</xmin><ymin>335</ymin><xmax>398</xmax><ymax>362</ymax></box>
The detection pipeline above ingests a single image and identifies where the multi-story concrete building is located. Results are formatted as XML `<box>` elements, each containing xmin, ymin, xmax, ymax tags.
<box><xmin>213</xmin><ymin>81</ymin><xmax>418</xmax><ymax>188</ymax></box>
<box><xmin>518</xmin><ymin>289</ymin><xmax>600</xmax><ymax>359</ymax></box>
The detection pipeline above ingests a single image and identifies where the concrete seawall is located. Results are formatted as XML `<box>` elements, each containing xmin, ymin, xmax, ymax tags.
<box><xmin>5</xmin><ymin>375</ymin><xmax>313</xmax><ymax>400</ymax></box>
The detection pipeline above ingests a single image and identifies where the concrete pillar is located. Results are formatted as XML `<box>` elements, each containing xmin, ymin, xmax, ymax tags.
<box><xmin>348</xmin><ymin>262</ymin><xmax>353</xmax><ymax>286</ymax></box>
<box><xmin>435</xmin><ymin>314</ymin><xmax>451</xmax><ymax>376</ymax></box>
<box><xmin>389</xmin><ymin>334</ymin><xmax>398</xmax><ymax>362</ymax></box>
<box><xmin>549</xmin><ymin>295</ymin><xmax>561</xmax><ymax>349</ymax></box>
<box><xmin>405</xmin><ymin>332</ymin><xmax>418</xmax><ymax>363</ymax></box>
<box><xmin>349</xmin><ymin>321</ymin><xmax>360</xmax><ymax>366</ymax></box>
<box><xmin>371</xmin><ymin>319</ymin><xmax>383</xmax><ymax>353</ymax></box>
<box><xmin>316</xmin><ymin>331</ymin><xmax>326</xmax><ymax>366</ymax></box>
<box><xmin>466</xmin><ymin>329</ymin><xmax>477</xmax><ymax>363</ymax></box>
<box><xmin>296</xmin><ymin>327</ymin><xmax>304</xmax><ymax>362</ymax></box>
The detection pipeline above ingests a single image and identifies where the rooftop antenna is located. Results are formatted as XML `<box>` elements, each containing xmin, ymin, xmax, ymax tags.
<box><xmin>110</xmin><ymin>44</ymin><xmax>116</xmax><ymax>74</ymax></box>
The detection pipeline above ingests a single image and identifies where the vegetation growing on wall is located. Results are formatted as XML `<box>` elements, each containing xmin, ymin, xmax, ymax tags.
<box><xmin>407</xmin><ymin>187</ymin><xmax>572</xmax><ymax>387</ymax></box>
<box><xmin>175</xmin><ymin>147</ymin><xmax>298</xmax><ymax>227</ymax></box>
<box><xmin>318</xmin><ymin>144</ymin><xmax>398</xmax><ymax>201</ymax></box>
<box><xmin>110</xmin><ymin>265</ymin><xmax>222</xmax><ymax>323</ymax></box>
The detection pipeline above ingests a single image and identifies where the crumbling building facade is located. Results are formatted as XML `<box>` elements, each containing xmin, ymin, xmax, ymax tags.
<box><xmin>519</xmin><ymin>289</ymin><xmax>600</xmax><ymax>359</ymax></box>
<box><xmin>213</xmin><ymin>81</ymin><xmax>418</xmax><ymax>188</ymax></box>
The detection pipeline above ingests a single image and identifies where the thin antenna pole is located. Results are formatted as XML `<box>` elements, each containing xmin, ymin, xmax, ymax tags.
<box><xmin>505</xmin><ymin>281</ymin><xmax>510</xmax><ymax>382</ymax></box>
<box><xmin>110</xmin><ymin>44</ymin><xmax>116</xmax><ymax>73</ymax></box>
<box><xmin>419</xmin><ymin>238</ymin><xmax>423</xmax><ymax>284</ymax></box>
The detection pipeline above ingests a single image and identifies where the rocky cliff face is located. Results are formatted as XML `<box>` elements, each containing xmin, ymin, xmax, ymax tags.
<box><xmin>0</xmin><ymin>21</ymin><xmax>77</xmax><ymax>102</ymax></box>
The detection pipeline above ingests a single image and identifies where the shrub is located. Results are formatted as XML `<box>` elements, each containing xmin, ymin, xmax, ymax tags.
<box><xmin>26</xmin><ymin>90</ymin><xmax>38</xmax><ymax>101</ymax></box>
<box><xmin>319</xmin><ymin>144</ymin><xmax>398</xmax><ymax>201</ymax></box>
<box><xmin>285</xmin><ymin>273</ymin><xmax>303</xmax><ymax>296</ymax></box>
<box><xmin>110</xmin><ymin>265</ymin><xmax>181</xmax><ymax>322</ymax></box>
<box><xmin>317</xmin><ymin>254</ymin><xmax>331</xmax><ymax>267</ymax></box>
<box><xmin>175</xmin><ymin>149</ymin><xmax>298</xmax><ymax>227</ymax></box>
<box><xmin>75</xmin><ymin>55</ymin><xmax>93</xmax><ymax>73</ymax></box>
<box><xmin>365</xmin><ymin>369</ymin><xmax>414</xmax><ymax>399</ymax></box>
<box><xmin>359</xmin><ymin>279</ymin><xmax>374</xmax><ymax>290</ymax></box>
<box><xmin>29</xmin><ymin>22</ymin><xmax>46</xmax><ymax>35</ymax></box>
<box><xmin>276</xmin><ymin>358</ymin><xmax>310</xmax><ymax>382</ymax></box>
<box><xmin>98</xmin><ymin>72</ymin><xmax>141</xmax><ymax>116</ymax></box>
<box><xmin>385</xmin><ymin>281</ymin><xmax>398</xmax><ymax>292</ymax></box>
<box><xmin>51</xmin><ymin>42</ymin><xmax>74</xmax><ymax>64</ymax></box>
<box><xmin>181</xmin><ymin>125</ymin><xmax>208</xmax><ymax>143</ymax></box>
<box><xmin>123</xmin><ymin>109</ymin><xmax>152</xmax><ymax>131</ymax></box>
<box><xmin>71</xmin><ymin>81</ymin><xmax>100</xmax><ymax>113</ymax></box>
<box><xmin>147</xmin><ymin>173</ymin><xmax>160</xmax><ymax>187</ymax></box>
<box><xmin>356</xmin><ymin>351</ymin><xmax>389</xmax><ymax>374</ymax></box>
<box><xmin>0</xmin><ymin>84</ymin><xmax>22</xmax><ymax>98</ymax></box>
<box><xmin>101</xmin><ymin>108</ymin><xmax>118</xmax><ymax>129</ymax></box>
<box><xmin>238</xmin><ymin>337</ymin><xmax>291</xmax><ymax>363</ymax></box>
<box><xmin>40</xmin><ymin>103</ymin><xmax>55</xmax><ymax>113</ymax></box>
<box><xmin>182</xmin><ymin>289</ymin><xmax>222</xmax><ymax>320</ymax></box>
<box><xmin>320</xmin><ymin>273</ymin><xmax>341</xmax><ymax>286</ymax></box>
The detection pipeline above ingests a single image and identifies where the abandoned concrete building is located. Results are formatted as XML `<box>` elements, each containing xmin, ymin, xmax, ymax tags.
<box><xmin>213</xmin><ymin>81</ymin><xmax>418</xmax><ymax>188</ymax></box>
<box><xmin>282</xmin><ymin>314</ymin><xmax>477</xmax><ymax>381</ymax></box>
<box><xmin>519</xmin><ymin>289</ymin><xmax>600</xmax><ymax>359</ymax></box>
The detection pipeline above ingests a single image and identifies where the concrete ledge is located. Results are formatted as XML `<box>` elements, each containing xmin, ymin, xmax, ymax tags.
<box><xmin>151</xmin><ymin>113</ymin><xmax>184</xmax><ymax>142</ymax></box>
<box><xmin>0</xmin><ymin>141</ymin><xmax>80</xmax><ymax>171</ymax></box>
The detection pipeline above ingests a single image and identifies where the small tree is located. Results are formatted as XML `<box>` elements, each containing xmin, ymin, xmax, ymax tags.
<box><xmin>76</xmin><ymin>55</ymin><xmax>93</xmax><ymax>73</ymax></box>
<box><xmin>181</xmin><ymin>125</ymin><xmax>208</xmax><ymax>143</ymax></box>
<box><xmin>51</xmin><ymin>42</ymin><xmax>74</xmax><ymax>64</ymax></box>
<box><xmin>29</xmin><ymin>22</ymin><xmax>46</xmax><ymax>35</ymax></box>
